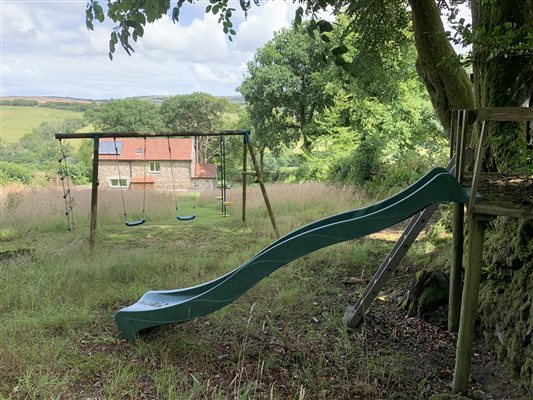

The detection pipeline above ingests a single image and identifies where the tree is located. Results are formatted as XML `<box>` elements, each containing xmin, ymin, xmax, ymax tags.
<box><xmin>86</xmin><ymin>0</ymin><xmax>531</xmax><ymax>166</ymax></box>
<box><xmin>159</xmin><ymin>93</ymin><xmax>233</xmax><ymax>163</ymax></box>
<box><xmin>0</xmin><ymin>161</ymin><xmax>34</xmax><ymax>185</ymax></box>
<box><xmin>0</xmin><ymin>119</ymin><xmax>88</xmax><ymax>183</ymax></box>
<box><xmin>238</xmin><ymin>25</ymin><xmax>335</xmax><ymax>154</ymax></box>
<box><xmin>85</xmin><ymin>98</ymin><xmax>164</xmax><ymax>132</ymax></box>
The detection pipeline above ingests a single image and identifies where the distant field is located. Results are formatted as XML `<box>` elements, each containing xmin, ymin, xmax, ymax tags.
<box><xmin>0</xmin><ymin>106</ymin><xmax>85</xmax><ymax>143</ymax></box>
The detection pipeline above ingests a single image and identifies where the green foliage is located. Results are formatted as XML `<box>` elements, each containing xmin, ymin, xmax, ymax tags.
<box><xmin>160</xmin><ymin>93</ymin><xmax>236</xmax><ymax>164</ymax></box>
<box><xmin>0</xmin><ymin>99</ymin><xmax>39</xmax><ymax>107</ymax></box>
<box><xmin>159</xmin><ymin>92</ymin><xmax>232</xmax><ymax>132</ymax></box>
<box><xmin>447</xmin><ymin>4</ymin><xmax>533</xmax><ymax>63</ymax></box>
<box><xmin>329</xmin><ymin>135</ymin><xmax>385</xmax><ymax>186</ymax></box>
<box><xmin>85</xmin><ymin>98</ymin><xmax>164</xmax><ymax>132</ymax></box>
<box><xmin>0</xmin><ymin>161</ymin><xmax>34</xmax><ymax>185</ymax></box>
<box><xmin>86</xmin><ymin>0</ymin><xmax>246</xmax><ymax>59</ymax></box>
<box><xmin>0</xmin><ymin>119</ymin><xmax>88</xmax><ymax>185</ymax></box>
<box><xmin>0</xmin><ymin>99</ymin><xmax>95</xmax><ymax>112</ymax></box>
<box><xmin>238</xmin><ymin>24</ymin><xmax>337</xmax><ymax>154</ymax></box>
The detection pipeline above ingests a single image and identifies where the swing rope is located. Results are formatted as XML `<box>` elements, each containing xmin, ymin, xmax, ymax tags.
<box><xmin>220</xmin><ymin>133</ymin><xmax>227</xmax><ymax>216</ymax></box>
<box><xmin>58</xmin><ymin>139</ymin><xmax>75</xmax><ymax>231</ymax></box>
<box><xmin>114</xmin><ymin>136</ymin><xmax>128</xmax><ymax>222</ymax></box>
<box><xmin>191</xmin><ymin>136</ymin><xmax>197</xmax><ymax>213</ymax></box>
<box><xmin>114</xmin><ymin>136</ymin><xmax>146</xmax><ymax>226</ymax></box>
<box><xmin>141</xmin><ymin>137</ymin><xmax>147</xmax><ymax>218</ymax></box>
<box><xmin>168</xmin><ymin>135</ymin><xmax>196</xmax><ymax>221</ymax></box>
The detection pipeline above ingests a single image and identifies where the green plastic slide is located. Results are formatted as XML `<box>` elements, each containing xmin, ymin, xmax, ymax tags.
<box><xmin>116</xmin><ymin>169</ymin><xmax>469</xmax><ymax>343</ymax></box>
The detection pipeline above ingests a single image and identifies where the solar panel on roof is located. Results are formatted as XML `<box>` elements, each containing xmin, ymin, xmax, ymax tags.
<box><xmin>100</xmin><ymin>141</ymin><xmax>122</xmax><ymax>155</ymax></box>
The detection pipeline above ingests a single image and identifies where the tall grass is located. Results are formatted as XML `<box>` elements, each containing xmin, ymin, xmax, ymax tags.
<box><xmin>1</xmin><ymin>182</ymin><xmax>369</xmax><ymax>240</ymax></box>
<box><xmin>1</xmin><ymin>181</ymin><xmax>507</xmax><ymax>399</ymax></box>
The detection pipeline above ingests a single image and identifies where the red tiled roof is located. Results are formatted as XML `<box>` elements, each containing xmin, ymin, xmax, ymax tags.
<box><xmin>194</xmin><ymin>163</ymin><xmax>217</xmax><ymax>179</ymax></box>
<box><xmin>131</xmin><ymin>176</ymin><xmax>156</xmax><ymax>183</ymax></box>
<box><xmin>99</xmin><ymin>138</ymin><xmax>192</xmax><ymax>161</ymax></box>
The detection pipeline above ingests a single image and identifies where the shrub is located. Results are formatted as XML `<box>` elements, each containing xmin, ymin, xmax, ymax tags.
<box><xmin>0</xmin><ymin>161</ymin><xmax>33</xmax><ymax>185</ymax></box>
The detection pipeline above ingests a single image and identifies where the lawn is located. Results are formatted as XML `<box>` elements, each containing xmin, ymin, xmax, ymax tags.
<box><xmin>0</xmin><ymin>106</ymin><xmax>85</xmax><ymax>143</ymax></box>
<box><xmin>0</xmin><ymin>183</ymin><xmax>526</xmax><ymax>399</ymax></box>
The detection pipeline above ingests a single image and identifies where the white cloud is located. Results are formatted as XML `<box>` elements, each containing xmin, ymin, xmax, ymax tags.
<box><xmin>234</xmin><ymin>2</ymin><xmax>298</xmax><ymax>52</ymax></box>
<box><xmin>0</xmin><ymin>0</ymin><xmax>298</xmax><ymax>98</ymax></box>
<box><xmin>140</xmin><ymin>14</ymin><xmax>229</xmax><ymax>63</ymax></box>
<box><xmin>1</xmin><ymin>3</ymin><xmax>36</xmax><ymax>35</ymax></box>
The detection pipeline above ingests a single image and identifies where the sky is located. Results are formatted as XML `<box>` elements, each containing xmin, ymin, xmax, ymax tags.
<box><xmin>1</xmin><ymin>1</ymin><xmax>469</xmax><ymax>100</ymax></box>
<box><xmin>1</xmin><ymin>1</ymin><xmax>301</xmax><ymax>99</ymax></box>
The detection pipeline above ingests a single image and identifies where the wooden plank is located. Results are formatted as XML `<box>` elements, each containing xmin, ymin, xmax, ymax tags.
<box><xmin>449</xmin><ymin>110</ymin><xmax>456</xmax><ymax>160</ymax></box>
<box><xmin>244</xmin><ymin>132</ymin><xmax>280</xmax><ymax>238</ymax></box>
<box><xmin>467</xmin><ymin>121</ymin><xmax>487</xmax><ymax>214</ymax></box>
<box><xmin>473</xmin><ymin>203</ymin><xmax>533</xmax><ymax>219</ymax></box>
<box><xmin>449</xmin><ymin>135</ymin><xmax>474</xmax><ymax>333</ymax></box>
<box><xmin>55</xmin><ymin>130</ymin><xmax>249</xmax><ymax>140</ymax></box>
<box><xmin>457</xmin><ymin>110</ymin><xmax>468</xmax><ymax>182</ymax></box>
<box><xmin>452</xmin><ymin>215</ymin><xmax>489</xmax><ymax>394</ymax></box>
<box><xmin>477</xmin><ymin>107</ymin><xmax>533</xmax><ymax>122</ymax></box>
<box><xmin>344</xmin><ymin>202</ymin><xmax>440</xmax><ymax>327</ymax></box>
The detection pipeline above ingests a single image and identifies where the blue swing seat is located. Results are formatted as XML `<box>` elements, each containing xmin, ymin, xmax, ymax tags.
<box><xmin>176</xmin><ymin>214</ymin><xmax>196</xmax><ymax>221</ymax></box>
<box><xmin>125</xmin><ymin>218</ymin><xmax>146</xmax><ymax>227</ymax></box>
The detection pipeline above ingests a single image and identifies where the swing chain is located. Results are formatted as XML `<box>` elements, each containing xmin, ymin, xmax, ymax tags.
<box><xmin>142</xmin><ymin>136</ymin><xmax>147</xmax><ymax>216</ymax></box>
<box><xmin>220</xmin><ymin>133</ymin><xmax>227</xmax><ymax>216</ymax></box>
<box><xmin>167</xmin><ymin>135</ymin><xmax>179</xmax><ymax>213</ymax></box>
<box><xmin>58</xmin><ymin>139</ymin><xmax>75</xmax><ymax>231</ymax></box>
<box><xmin>113</xmin><ymin>136</ymin><xmax>128</xmax><ymax>221</ymax></box>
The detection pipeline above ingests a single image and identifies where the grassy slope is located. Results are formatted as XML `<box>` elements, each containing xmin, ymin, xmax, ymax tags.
<box><xmin>0</xmin><ymin>184</ymin><xmax>527</xmax><ymax>399</ymax></box>
<box><xmin>0</xmin><ymin>106</ymin><xmax>84</xmax><ymax>143</ymax></box>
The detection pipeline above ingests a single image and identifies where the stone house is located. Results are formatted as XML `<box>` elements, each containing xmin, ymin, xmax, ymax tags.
<box><xmin>98</xmin><ymin>138</ymin><xmax>217</xmax><ymax>191</ymax></box>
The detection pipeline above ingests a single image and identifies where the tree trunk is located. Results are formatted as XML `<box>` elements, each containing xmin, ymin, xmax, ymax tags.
<box><xmin>471</xmin><ymin>0</ymin><xmax>533</xmax><ymax>172</ymax></box>
<box><xmin>408</xmin><ymin>0</ymin><xmax>475</xmax><ymax>132</ymax></box>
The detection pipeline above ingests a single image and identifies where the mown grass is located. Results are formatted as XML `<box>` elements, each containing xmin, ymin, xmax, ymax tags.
<box><xmin>0</xmin><ymin>182</ymin><xmax>496</xmax><ymax>399</ymax></box>
<box><xmin>0</xmin><ymin>106</ymin><xmax>85</xmax><ymax>143</ymax></box>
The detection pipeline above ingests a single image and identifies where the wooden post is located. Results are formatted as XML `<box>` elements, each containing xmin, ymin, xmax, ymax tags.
<box><xmin>242</xmin><ymin>135</ymin><xmax>247</xmax><ymax>222</ymax></box>
<box><xmin>452</xmin><ymin>214</ymin><xmax>489</xmax><ymax>394</ymax></box>
<box><xmin>449</xmin><ymin>203</ymin><xmax>465</xmax><ymax>332</ymax></box>
<box><xmin>89</xmin><ymin>135</ymin><xmax>100</xmax><ymax>250</ymax></box>
<box><xmin>244</xmin><ymin>132</ymin><xmax>280</xmax><ymax>238</ymax></box>
<box><xmin>449</xmin><ymin>110</ymin><xmax>467</xmax><ymax>332</ymax></box>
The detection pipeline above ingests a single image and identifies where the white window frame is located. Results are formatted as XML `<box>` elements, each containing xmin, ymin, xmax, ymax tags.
<box><xmin>149</xmin><ymin>161</ymin><xmax>161</xmax><ymax>173</ymax></box>
<box><xmin>109</xmin><ymin>177</ymin><xmax>129</xmax><ymax>188</ymax></box>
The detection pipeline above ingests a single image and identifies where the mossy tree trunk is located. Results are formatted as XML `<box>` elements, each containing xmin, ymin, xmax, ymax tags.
<box><xmin>471</xmin><ymin>0</ymin><xmax>533</xmax><ymax>172</ymax></box>
<box><xmin>408</xmin><ymin>0</ymin><xmax>475</xmax><ymax>132</ymax></box>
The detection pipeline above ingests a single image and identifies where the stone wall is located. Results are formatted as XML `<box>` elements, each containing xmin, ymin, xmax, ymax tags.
<box><xmin>193</xmin><ymin>178</ymin><xmax>217</xmax><ymax>191</ymax></box>
<box><xmin>99</xmin><ymin>160</ymin><xmax>192</xmax><ymax>191</ymax></box>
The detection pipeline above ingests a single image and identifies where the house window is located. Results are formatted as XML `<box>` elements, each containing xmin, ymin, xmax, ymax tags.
<box><xmin>135</xmin><ymin>148</ymin><xmax>142</xmax><ymax>155</ymax></box>
<box><xmin>149</xmin><ymin>161</ymin><xmax>161</xmax><ymax>173</ymax></box>
<box><xmin>110</xmin><ymin>178</ymin><xmax>128</xmax><ymax>187</ymax></box>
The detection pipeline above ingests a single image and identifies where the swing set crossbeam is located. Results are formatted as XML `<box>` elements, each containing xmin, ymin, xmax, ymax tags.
<box><xmin>54</xmin><ymin>130</ymin><xmax>249</xmax><ymax>140</ymax></box>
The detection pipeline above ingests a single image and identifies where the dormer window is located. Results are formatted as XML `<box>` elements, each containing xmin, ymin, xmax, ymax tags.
<box><xmin>136</xmin><ymin>148</ymin><xmax>142</xmax><ymax>155</ymax></box>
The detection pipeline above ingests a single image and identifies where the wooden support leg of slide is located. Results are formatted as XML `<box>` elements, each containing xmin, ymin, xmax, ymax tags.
<box><xmin>452</xmin><ymin>214</ymin><xmax>490</xmax><ymax>394</ymax></box>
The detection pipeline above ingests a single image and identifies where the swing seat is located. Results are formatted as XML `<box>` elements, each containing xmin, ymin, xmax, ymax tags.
<box><xmin>176</xmin><ymin>214</ymin><xmax>196</xmax><ymax>221</ymax></box>
<box><xmin>223</xmin><ymin>201</ymin><xmax>233</xmax><ymax>206</ymax></box>
<box><xmin>125</xmin><ymin>218</ymin><xmax>146</xmax><ymax>227</ymax></box>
